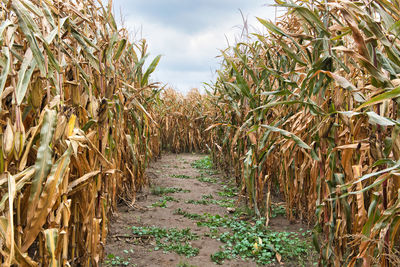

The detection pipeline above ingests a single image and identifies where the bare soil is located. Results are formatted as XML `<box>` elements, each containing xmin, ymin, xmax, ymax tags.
<box><xmin>104</xmin><ymin>153</ymin><xmax>312</xmax><ymax>267</ymax></box>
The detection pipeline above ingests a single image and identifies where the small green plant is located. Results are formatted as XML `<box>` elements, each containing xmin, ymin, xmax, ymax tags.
<box><xmin>200</xmin><ymin>215</ymin><xmax>312</xmax><ymax>265</ymax></box>
<box><xmin>185</xmin><ymin>198</ymin><xmax>235</xmax><ymax>208</ymax></box>
<box><xmin>233</xmin><ymin>205</ymin><xmax>256</xmax><ymax>218</ymax></box>
<box><xmin>173</xmin><ymin>210</ymin><xmax>312</xmax><ymax>265</ymax></box>
<box><xmin>131</xmin><ymin>226</ymin><xmax>199</xmax><ymax>257</ymax></box>
<box><xmin>271</xmin><ymin>203</ymin><xmax>286</xmax><ymax>218</ymax></box>
<box><xmin>191</xmin><ymin>156</ymin><xmax>213</xmax><ymax>169</ymax></box>
<box><xmin>152</xmin><ymin>199</ymin><xmax>168</xmax><ymax>208</ymax></box>
<box><xmin>210</xmin><ymin>250</ymin><xmax>232</xmax><ymax>265</ymax></box>
<box><xmin>164</xmin><ymin>196</ymin><xmax>179</xmax><ymax>202</ymax></box>
<box><xmin>196</xmin><ymin>175</ymin><xmax>218</xmax><ymax>183</ymax></box>
<box><xmin>186</xmin><ymin>199</ymin><xmax>209</xmax><ymax>205</ymax></box>
<box><xmin>192</xmin><ymin>156</ymin><xmax>219</xmax><ymax>175</ymax></box>
<box><xmin>151</xmin><ymin>186</ymin><xmax>190</xmax><ymax>195</ymax></box>
<box><xmin>214</xmin><ymin>198</ymin><xmax>235</xmax><ymax>208</ymax></box>
<box><xmin>171</xmin><ymin>174</ymin><xmax>191</xmax><ymax>179</ymax></box>
<box><xmin>105</xmin><ymin>254</ymin><xmax>130</xmax><ymax>266</ymax></box>
<box><xmin>151</xmin><ymin>196</ymin><xmax>179</xmax><ymax>208</ymax></box>
<box><xmin>173</xmin><ymin>208</ymin><xmax>203</xmax><ymax>220</ymax></box>
<box><xmin>202</xmin><ymin>194</ymin><xmax>214</xmax><ymax>199</ymax></box>
<box><xmin>218</xmin><ymin>185</ymin><xmax>238</xmax><ymax>197</ymax></box>
<box><xmin>177</xmin><ymin>261</ymin><xmax>197</xmax><ymax>267</ymax></box>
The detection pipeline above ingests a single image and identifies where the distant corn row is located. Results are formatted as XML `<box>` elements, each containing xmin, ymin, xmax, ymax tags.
<box><xmin>207</xmin><ymin>0</ymin><xmax>400</xmax><ymax>265</ymax></box>
<box><xmin>158</xmin><ymin>88</ymin><xmax>211</xmax><ymax>153</ymax></box>
<box><xmin>0</xmin><ymin>0</ymin><xmax>161</xmax><ymax>265</ymax></box>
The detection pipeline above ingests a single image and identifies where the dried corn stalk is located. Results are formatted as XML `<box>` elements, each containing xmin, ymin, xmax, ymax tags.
<box><xmin>207</xmin><ymin>0</ymin><xmax>400</xmax><ymax>265</ymax></box>
<box><xmin>158</xmin><ymin>88</ymin><xmax>211</xmax><ymax>153</ymax></box>
<box><xmin>0</xmin><ymin>0</ymin><xmax>161</xmax><ymax>265</ymax></box>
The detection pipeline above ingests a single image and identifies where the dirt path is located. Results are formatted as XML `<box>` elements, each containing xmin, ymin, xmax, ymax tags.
<box><xmin>104</xmin><ymin>153</ymin><xmax>313</xmax><ymax>267</ymax></box>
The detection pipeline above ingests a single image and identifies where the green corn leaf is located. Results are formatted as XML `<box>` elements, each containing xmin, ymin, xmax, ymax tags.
<box><xmin>281</xmin><ymin>2</ymin><xmax>330</xmax><ymax>36</ymax></box>
<box><xmin>22</xmin><ymin>146</ymin><xmax>71</xmax><ymax>252</ymax></box>
<box><xmin>114</xmin><ymin>38</ymin><xmax>127</xmax><ymax>61</ymax></box>
<box><xmin>15</xmin><ymin>50</ymin><xmax>36</xmax><ymax>105</ymax></box>
<box><xmin>261</xmin><ymin>124</ymin><xmax>311</xmax><ymax>149</ymax></box>
<box><xmin>26</xmin><ymin>109</ymin><xmax>57</xmax><ymax>223</ymax></box>
<box><xmin>12</xmin><ymin>1</ymin><xmax>46</xmax><ymax>76</ymax></box>
<box><xmin>356</xmin><ymin>86</ymin><xmax>400</xmax><ymax>111</ymax></box>
<box><xmin>141</xmin><ymin>55</ymin><xmax>161</xmax><ymax>87</ymax></box>
<box><xmin>0</xmin><ymin>47</ymin><xmax>10</xmax><ymax>108</ymax></box>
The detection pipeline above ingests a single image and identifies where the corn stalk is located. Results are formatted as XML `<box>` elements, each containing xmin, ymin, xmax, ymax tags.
<box><xmin>0</xmin><ymin>0</ymin><xmax>161</xmax><ymax>265</ymax></box>
<box><xmin>208</xmin><ymin>0</ymin><xmax>400</xmax><ymax>265</ymax></box>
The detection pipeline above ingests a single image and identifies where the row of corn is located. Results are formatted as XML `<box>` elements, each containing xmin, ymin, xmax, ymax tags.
<box><xmin>205</xmin><ymin>0</ymin><xmax>400</xmax><ymax>265</ymax></box>
<box><xmin>0</xmin><ymin>0</ymin><xmax>163</xmax><ymax>265</ymax></box>
<box><xmin>158</xmin><ymin>88</ymin><xmax>212</xmax><ymax>153</ymax></box>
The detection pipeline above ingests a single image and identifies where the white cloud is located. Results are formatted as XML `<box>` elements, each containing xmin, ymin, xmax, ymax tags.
<box><xmin>113</xmin><ymin>0</ymin><xmax>277</xmax><ymax>93</ymax></box>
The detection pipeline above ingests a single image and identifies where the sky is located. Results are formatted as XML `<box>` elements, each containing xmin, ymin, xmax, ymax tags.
<box><xmin>112</xmin><ymin>0</ymin><xmax>278</xmax><ymax>93</ymax></box>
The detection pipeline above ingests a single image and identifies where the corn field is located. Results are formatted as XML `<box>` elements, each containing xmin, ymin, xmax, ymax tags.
<box><xmin>0</xmin><ymin>0</ymin><xmax>162</xmax><ymax>265</ymax></box>
<box><xmin>158</xmin><ymin>88</ymin><xmax>211</xmax><ymax>153</ymax></box>
<box><xmin>2</xmin><ymin>0</ymin><xmax>400</xmax><ymax>266</ymax></box>
<box><xmin>207</xmin><ymin>0</ymin><xmax>400</xmax><ymax>265</ymax></box>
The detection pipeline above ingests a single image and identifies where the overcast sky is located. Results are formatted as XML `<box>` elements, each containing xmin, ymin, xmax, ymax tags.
<box><xmin>112</xmin><ymin>0</ymin><xmax>277</xmax><ymax>93</ymax></box>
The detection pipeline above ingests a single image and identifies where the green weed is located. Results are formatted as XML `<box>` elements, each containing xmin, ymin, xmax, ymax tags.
<box><xmin>151</xmin><ymin>186</ymin><xmax>190</xmax><ymax>195</ymax></box>
<box><xmin>271</xmin><ymin>203</ymin><xmax>286</xmax><ymax>218</ymax></box>
<box><xmin>196</xmin><ymin>175</ymin><xmax>218</xmax><ymax>183</ymax></box>
<box><xmin>131</xmin><ymin>226</ymin><xmax>199</xmax><ymax>257</ymax></box>
<box><xmin>233</xmin><ymin>205</ymin><xmax>256</xmax><ymax>218</ymax></box>
<box><xmin>191</xmin><ymin>156</ymin><xmax>213</xmax><ymax>169</ymax></box>
<box><xmin>185</xmin><ymin>198</ymin><xmax>235</xmax><ymax>208</ymax></box>
<box><xmin>105</xmin><ymin>253</ymin><xmax>131</xmax><ymax>266</ymax></box>
<box><xmin>210</xmin><ymin>251</ymin><xmax>232</xmax><ymax>265</ymax></box>
<box><xmin>186</xmin><ymin>199</ymin><xmax>209</xmax><ymax>205</ymax></box>
<box><xmin>217</xmin><ymin>185</ymin><xmax>238</xmax><ymax>197</ymax></box>
<box><xmin>171</xmin><ymin>174</ymin><xmax>191</xmax><ymax>179</ymax></box>
<box><xmin>177</xmin><ymin>261</ymin><xmax>197</xmax><ymax>267</ymax></box>
<box><xmin>173</xmin><ymin>209</ymin><xmax>203</xmax><ymax>220</ymax></box>
<box><xmin>198</xmin><ymin>215</ymin><xmax>312</xmax><ymax>265</ymax></box>
<box><xmin>151</xmin><ymin>196</ymin><xmax>179</xmax><ymax>208</ymax></box>
<box><xmin>173</xmin><ymin>210</ymin><xmax>312</xmax><ymax>265</ymax></box>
